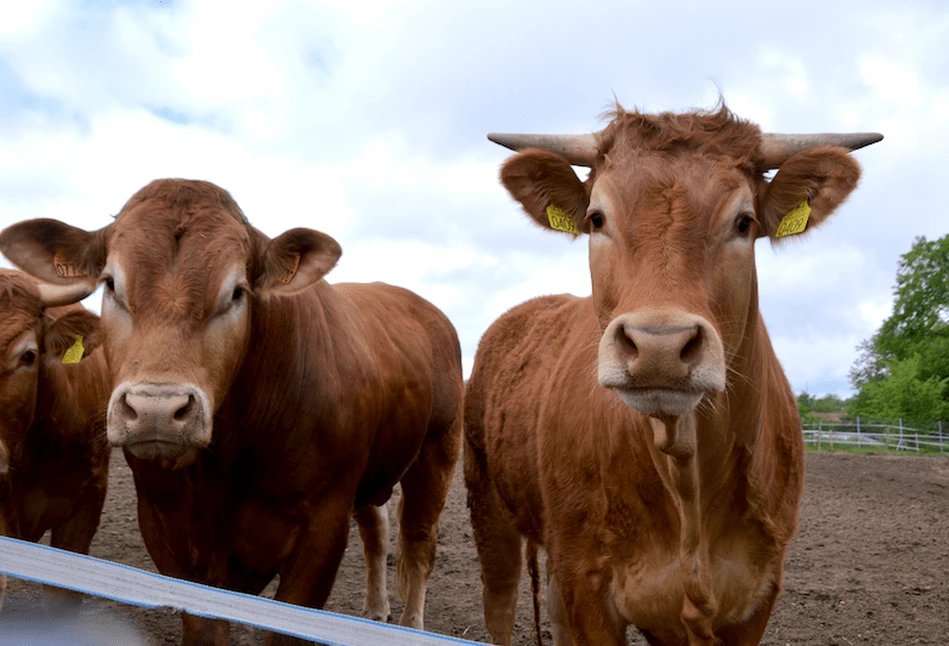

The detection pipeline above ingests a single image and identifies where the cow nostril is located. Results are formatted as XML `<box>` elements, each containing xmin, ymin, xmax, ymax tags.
<box><xmin>174</xmin><ymin>394</ymin><xmax>196</xmax><ymax>422</ymax></box>
<box><xmin>680</xmin><ymin>326</ymin><xmax>704</xmax><ymax>366</ymax></box>
<box><xmin>618</xmin><ymin>324</ymin><xmax>639</xmax><ymax>359</ymax></box>
<box><xmin>120</xmin><ymin>393</ymin><xmax>138</xmax><ymax>421</ymax></box>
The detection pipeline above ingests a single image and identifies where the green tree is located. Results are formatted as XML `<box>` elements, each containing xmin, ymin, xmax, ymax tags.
<box><xmin>850</xmin><ymin>234</ymin><xmax>949</xmax><ymax>421</ymax></box>
<box><xmin>849</xmin><ymin>356</ymin><xmax>949</xmax><ymax>421</ymax></box>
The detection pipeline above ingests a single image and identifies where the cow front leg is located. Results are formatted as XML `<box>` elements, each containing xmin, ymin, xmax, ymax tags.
<box><xmin>553</xmin><ymin>561</ymin><xmax>626</xmax><ymax>646</ymax></box>
<box><xmin>464</xmin><ymin>436</ymin><xmax>522</xmax><ymax>646</ymax></box>
<box><xmin>182</xmin><ymin>613</ymin><xmax>230</xmax><ymax>646</ymax></box>
<box><xmin>547</xmin><ymin>565</ymin><xmax>573</xmax><ymax>646</ymax></box>
<box><xmin>45</xmin><ymin>480</ymin><xmax>109</xmax><ymax>615</ymax></box>
<box><xmin>354</xmin><ymin>501</ymin><xmax>391</xmax><ymax>622</ymax></box>
<box><xmin>714</xmin><ymin>582</ymin><xmax>780</xmax><ymax>645</ymax></box>
<box><xmin>266</xmin><ymin>496</ymin><xmax>352</xmax><ymax>646</ymax></box>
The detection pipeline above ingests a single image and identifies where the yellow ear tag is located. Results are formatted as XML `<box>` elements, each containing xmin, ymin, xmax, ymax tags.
<box><xmin>775</xmin><ymin>200</ymin><xmax>811</xmax><ymax>238</ymax></box>
<box><xmin>62</xmin><ymin>336</ymin><xmax>85</xmax><ymax>365</ymax></box>
<box><xmin>546</xmin><ymin>205</ymin><xmax>581</xmax><ymax>235</ymax></box>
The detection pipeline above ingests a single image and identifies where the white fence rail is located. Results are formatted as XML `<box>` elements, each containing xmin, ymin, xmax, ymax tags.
<box><xmin>0</xmin><ymin>537</ymin><xmax>481</xmax><ymax>646</ymax></box>
<box><xmin>803</xmin><ymin>418</ymin><xmax>946</xmax><ymax>453</ymax></box>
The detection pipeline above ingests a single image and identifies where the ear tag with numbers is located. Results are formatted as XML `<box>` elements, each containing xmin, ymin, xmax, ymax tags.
<box><xmin>62</xmin><ymin>336</ymin><xmax>85</xmax><ymax>364</ymax></box>
<box><xmin>775</xmin><ymin>200</ymin><xmax>811</xmax><ymax>238</ymax></box>
<box><xmin>53</xmin><ymin>251</ymin><xmax>88</xmax><ymax>278</ymax></box>
<box><xmin>546</xmin><ymin>205</ymin><xmax>581</xmax><ymax>235</ymax></box>
<box><xmin>278</xmin><ymin>253</ymin><xmax>301</xmax><ymax>285</ymax></box>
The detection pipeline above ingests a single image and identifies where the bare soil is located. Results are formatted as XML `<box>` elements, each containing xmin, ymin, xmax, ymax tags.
<box><xmin>2</xmin><ymin>450</ymin><xmax>948</xmax><ymax>645</ymax></box>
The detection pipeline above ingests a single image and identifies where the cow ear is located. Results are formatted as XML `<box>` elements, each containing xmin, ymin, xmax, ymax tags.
<box><xmin>256</xmin><ymin>228</ymin><xmax>342</xmax><ymax>295</ymax></box>
<box><xmin>500</xmin><ymin>149</ymin><xmax>590</xmax><ymax>236</ymax></box>
<box><xmin>43</xmin><ymin>309</ymin><xmax>101</xmax><ymax>364</ymax></box>
<box><xmin>0</xmin><ymin>219</ymin><xmax>105</xmax><ymax>284</ymax></box>
<box><xmin>758</xmin><ymin>147</ymin><xmax>862</xmax><ymax>240</ymax></box>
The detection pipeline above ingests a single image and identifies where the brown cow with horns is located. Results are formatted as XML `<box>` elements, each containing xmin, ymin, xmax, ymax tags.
<box><xmin>0</xmin><ymin>270</ymin><xmax>110</xmax><ymax>612</ymax></box>
<box><xmin>0</xmin><ymin>179</ymin><xmax>464</xmax><ymax>645</ymax></box>
<box><xmin>464</xmin><ymin>104</ymin><xmax>881</xmax><ymax>645</ymax></box>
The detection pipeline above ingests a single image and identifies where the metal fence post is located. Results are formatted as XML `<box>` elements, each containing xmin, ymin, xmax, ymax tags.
<box><xmin>940</xmin><ymin>420</ymin><xmax>944</xmax><ymax>453</ymax></box>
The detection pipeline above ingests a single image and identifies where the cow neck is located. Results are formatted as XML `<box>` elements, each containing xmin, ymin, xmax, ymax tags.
<box><xmin>234</xmin><ymin>281</ymin><xmax>355</xmax><ymax>439</ymax></box>
<box><xmin>637</xmin><ymin>296</ymin><xmax>780</xmax><ymax>640</ymax></box>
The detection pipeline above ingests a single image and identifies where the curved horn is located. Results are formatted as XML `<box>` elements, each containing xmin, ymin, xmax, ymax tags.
<box><xmin>36</xmin><ymin>280</ymin><xmax>97</xmax><ymax>307</ymax></box>
<box><xmin>487</xmin><ymin>133</ymin><xmax>598</xmax><ymax>167</ymax></box>
<box><xmin>759</xmin><ymin>132</ymin><xmax>883</xmax><ymax>169</ymax></box>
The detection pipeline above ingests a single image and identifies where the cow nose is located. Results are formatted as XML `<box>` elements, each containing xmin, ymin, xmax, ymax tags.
<box><xmin>108</xmin><ymin>383</ymin><xmax>210</xmax><ymax>456</ymax></box>
<box><xmin>598</xmin><ymin>310</ymin><xmax>726</xmax><ymax>401</ymax></box>
<box><xmin>615</xmin><ymin>322</ymin><xmax>706</xmax><ymax>381</ymax></box>
<box><xmin>117</xmin><ymin>391</ymin><xmax>196</xmax><ymax>429</ymax></box>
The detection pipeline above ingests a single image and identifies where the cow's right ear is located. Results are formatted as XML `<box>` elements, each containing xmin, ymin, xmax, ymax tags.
<box><xmin>0</xmin><ymin>219</ymin><xmax>105</xmax><ymax>285</ymax></box>
<box><xmin>255</xmin><ymin>228</ymin><xmax>342</xmax><ymax>295</ymax></box>
<box><xmin>499</xmin><ymin>149</ymin><xmax>590</xmax><ymax>236</ymax></box>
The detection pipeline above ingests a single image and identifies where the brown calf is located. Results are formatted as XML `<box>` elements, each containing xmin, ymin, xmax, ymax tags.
<box><xmin>0</xmin><ymin>270</ymin><xmax>110</xmax><ymax>612</ymax></box>
<box><xmin>465</xmin><ymin>104</ymin><xmax>880</xmax><ymax>645</ymax></box>
<box><xmin>0</xmin><ymin>179</ymin><xmax>464</xmax><ymax>645</ymax></box>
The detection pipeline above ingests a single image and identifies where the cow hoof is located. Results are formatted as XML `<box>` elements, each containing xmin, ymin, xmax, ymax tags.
<box><xmin>364</xmin><ymin>602</ymin><xmax>391</xmax><ymax>623</ymax></box>
<box><xmin>399</xmin><ymin>611</ymin><xmax>423</xmax><ymax>630</ymax></box>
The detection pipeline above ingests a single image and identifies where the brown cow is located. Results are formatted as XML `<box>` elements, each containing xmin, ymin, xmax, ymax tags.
<box><xmin>0</xmin><ymin>270</ymin><xmax>110</xmax><ymax>612</ymax></box>
<box><xmin>464</xmin><ymin>104</ymin><xmax>881</xmax><ymax>645</ymax></box>
<box><xmin>0</xmin><ymin>179</ymin><xmax>464</xmax><ymax>645</ymax></box>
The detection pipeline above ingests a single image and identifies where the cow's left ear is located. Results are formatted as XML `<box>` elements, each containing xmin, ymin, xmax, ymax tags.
<box><xmin>43</xmin><ymin>310</ymin><xmax>101</xmax><ymax>365</ymax></box>
<box><xmin>758</xmin><ymin>147</ymin><xmax>862</xmax><ymax>240</ymax></box>
<box><xmin>255</xmin><ymin>228</ymin><xmax>342</xmax><ymax>295</ymax></box>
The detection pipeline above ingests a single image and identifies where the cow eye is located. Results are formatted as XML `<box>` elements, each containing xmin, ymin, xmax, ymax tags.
<box><xmin>735</xmin><ymin>214</ymin><xmax>753</xmax><ymax>235</ymax></box>
<box><xmin>589</xmin><ymin>211</ymin><xmax>605</xmax><ymax>230</ymax></box>
<box><xmin>231</xmin><ymin>286</ymin><xmax>245</xmax><ymax>302</ymax></box>
<box><xmin>104</xmin><ymin>277</ymin><xmax>115</xmax><ymax>292</ymax></box>
<box><xmin>19</xmin><ymin>350</ymin><xmax>37</xmax><ymax>368</ymax></box>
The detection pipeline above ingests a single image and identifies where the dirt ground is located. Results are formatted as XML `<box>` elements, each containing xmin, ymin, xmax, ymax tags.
<box><xmin>2</xmin><ymin>450</ymin><xmax>948</xmax><ymax>645</ymax></box>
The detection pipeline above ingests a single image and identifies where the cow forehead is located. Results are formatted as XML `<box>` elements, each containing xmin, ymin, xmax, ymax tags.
<box><xmin>592</xmin><ymin>157</ymin><xmax>753</xmax><ymax>230</ymax></box>
<box><xmin>106</xmin><ymin>201</ymin><xmax>253</xmax><ymax>317</ymax></box>
<box><xmin>0</xmin><ymin>274</ymin><xmax>42</xmax><ymax>345</ymax></box>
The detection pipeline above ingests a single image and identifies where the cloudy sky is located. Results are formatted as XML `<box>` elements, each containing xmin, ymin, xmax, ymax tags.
<box><xmin>1</xmin><ymin>0</ymin><xmax>946</xmax><ymax>397</ymax></box>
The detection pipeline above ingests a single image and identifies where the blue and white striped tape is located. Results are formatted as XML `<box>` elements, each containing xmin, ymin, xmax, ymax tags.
<box><xmin>0</xmin><ymin>537</ymin><xmax>482</xmax><ymax>645</ymax></box>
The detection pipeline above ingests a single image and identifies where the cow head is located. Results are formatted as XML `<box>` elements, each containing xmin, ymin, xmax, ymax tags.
<box><xmin>0</xmin><ymin>179</ymin><xmax>341</xmax><ymax>463</ymax></box>
<box><xmin>494</xmin><ymin>105</ymin><xmax>880</xmax><ymax>419</ymax></box>
<box><xmin>0</xmin><ymin>271</ymin><xmax>101</xmax><ymax>478</ymax></box>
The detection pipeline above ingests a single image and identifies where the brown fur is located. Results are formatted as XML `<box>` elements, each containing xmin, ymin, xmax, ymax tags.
<box><xmin>0</xmin><ymin>180</ymin><xmax>464</xmax><ymax>645</ymax></box>
<box><xmin>465</xmin><ymin>105</ymin><xmax>865</xmax><ymax>645</ymax></box>
<box><xmin>0</xmin><ymin>270</ymin><xmax>110</xmax><ymax>612</ymax></box>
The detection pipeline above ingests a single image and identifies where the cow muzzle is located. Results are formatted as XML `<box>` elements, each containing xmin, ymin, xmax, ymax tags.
<box><xmin>107</xmin><ymin>382</ymin><xmax>211</xmax><ymax>460</ymax></box>
<box><xmin>598</xmin><ymin>310</ymin><xmax>726</xmax><ymax>416</ymax></box>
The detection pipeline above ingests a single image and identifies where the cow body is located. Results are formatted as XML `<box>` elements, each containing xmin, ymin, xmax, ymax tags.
<box><xmin>0</xmin><ymin>180</ymin><xmax>463</xmax><ymax>645</ymax></box>
<box><xmin>0</xmin><ymin>270</ymin><xmax>110</xmax><ymax>612</ymax></box>
<box><xmin>465</xmin><ymin>105</ymin><xmax>878</xmax><ymax>645</ymax></box>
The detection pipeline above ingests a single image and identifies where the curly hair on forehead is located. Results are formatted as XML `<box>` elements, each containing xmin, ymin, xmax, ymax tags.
<box><xmin>595</xmin><ymin>100</ymin><xmax>762</xmax><ymax>174</ymax></box>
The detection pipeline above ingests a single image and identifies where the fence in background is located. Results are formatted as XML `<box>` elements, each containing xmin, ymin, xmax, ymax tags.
<box><xmin>803</xmin><ymin>417</ymin><xmax>946</xmax><ymax>453</ymax></box>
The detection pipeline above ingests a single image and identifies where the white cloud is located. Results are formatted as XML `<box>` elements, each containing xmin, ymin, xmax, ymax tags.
<box><xmin>1</xmin><ymin>0</ymin><xmax>946</xmax><ymax>401</ymax></box>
